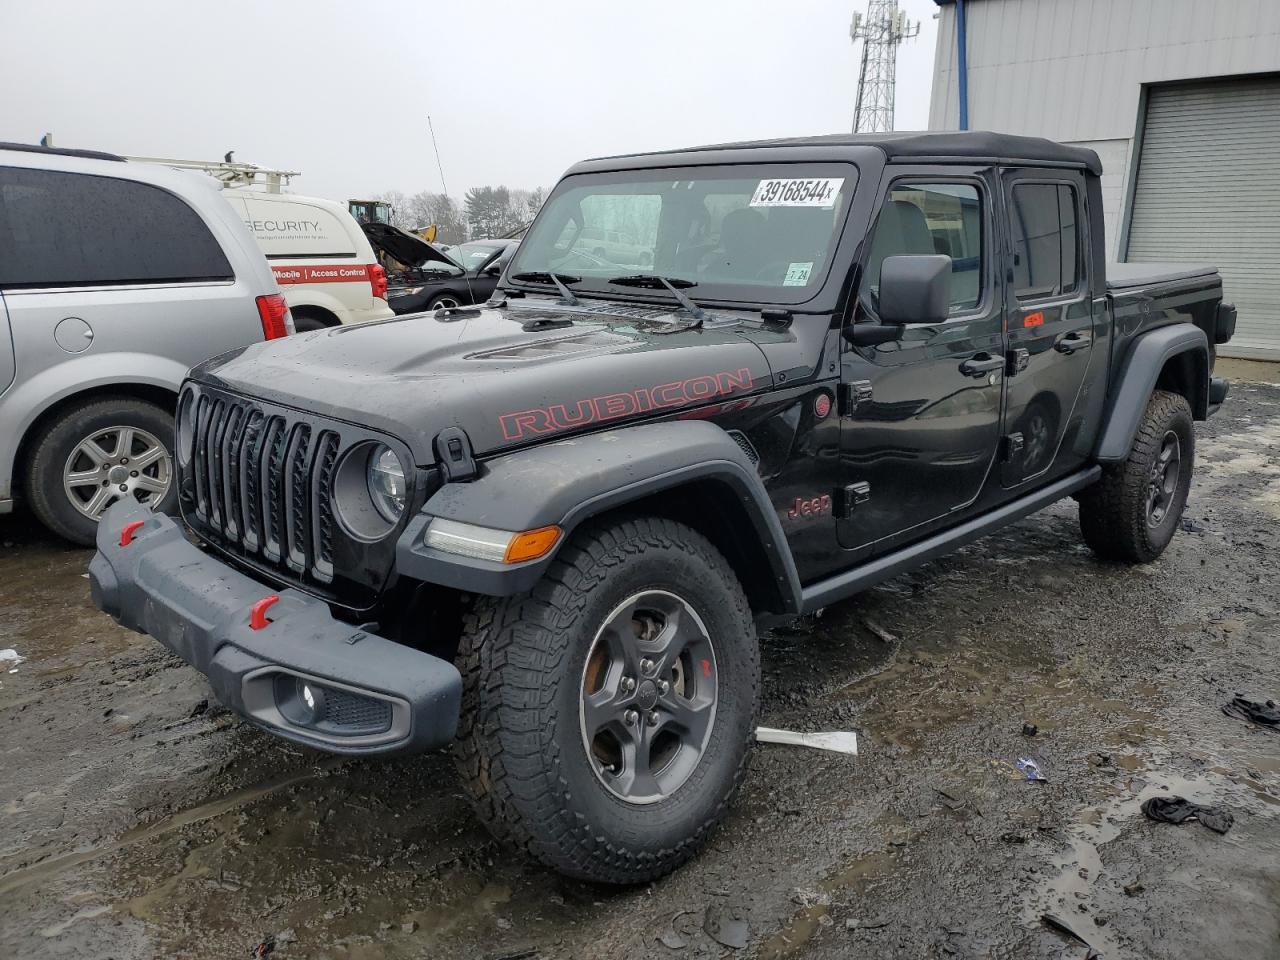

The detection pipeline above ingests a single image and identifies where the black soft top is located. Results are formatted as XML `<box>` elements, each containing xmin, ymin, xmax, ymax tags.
<box><xmin>584</xmin><ymin>131</ymin><xmax>1102</xmax><ymax>177</ymax></box>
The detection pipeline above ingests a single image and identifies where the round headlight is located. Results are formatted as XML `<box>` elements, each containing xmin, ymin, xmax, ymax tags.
<box><xmin>367</xmin><ymin>445</ymin><xmax>407</xmax><ymax>522</ymax></box>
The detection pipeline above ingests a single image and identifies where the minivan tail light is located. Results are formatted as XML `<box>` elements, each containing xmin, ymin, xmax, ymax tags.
<box><xmin>256</xmin><ymin>294</ymin><xmax>292</xmax><ymax>340</ymax></box>
<box><xmin>367</xmin><ymin>263</ymin><xmax>388</xmax><ymax>300</ymax></box>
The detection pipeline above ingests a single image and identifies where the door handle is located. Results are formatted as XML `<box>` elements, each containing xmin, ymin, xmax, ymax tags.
<box><xmin>959</xmin><ymin>353</ymin><xmax>1004</xmax><ymax>378</ymax></box>
<box><xmin>1054</xmin><ymin>331</ymin><xmax>1092</xmax><ymax>354</ymax></box>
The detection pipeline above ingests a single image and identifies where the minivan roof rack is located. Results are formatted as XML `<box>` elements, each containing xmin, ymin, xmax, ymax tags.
<box><xmin>124</xmin><ymin>154</ymin><xmax>300</xmax><ymax>193</ymax></box>
<box><xmin>0</xmin><ymin>141</ymin><xmax>125</xmax><ymax>162</ymax></box>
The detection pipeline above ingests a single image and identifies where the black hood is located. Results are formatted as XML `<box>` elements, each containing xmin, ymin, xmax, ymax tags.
<box><xmin>361</xmin><ymin>222</ymin><xmax>463</xmax><ymax>270</ymax></box>
<box><xmin>191</xmin><ymin>299</ymin><xmax>799</xmax><ymax>466</ymax></box>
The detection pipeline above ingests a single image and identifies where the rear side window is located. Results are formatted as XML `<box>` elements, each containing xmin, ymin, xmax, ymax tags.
<box><xmin>0</xmin><ymin>167</ymin><xmax>233</xmax><ymax>289</ymax></box>
<box><xmin>1009</xmin><ymin>183</ymin><xmax>1078</xmax><ymax>300</ymax></box>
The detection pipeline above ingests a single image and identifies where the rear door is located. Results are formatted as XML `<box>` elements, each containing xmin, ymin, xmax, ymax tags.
<box><xmin>0</xmin><ymin>164</ymin><xmax>257</xmax><ymax>375</ymax></box>
<box><xmin>838</xmin><ymin>167</ymin><xmax>1004</xmax><ymax>551</ymax></box>
<box><xmin>0</xmin><ymin>293</ymin><xmax>13</xmax><ymax>395</ymax></box>
<box><xmin>998</xmin><ymin>171</ymin><xmax>1095</xmax><ymax>486</ymax></box>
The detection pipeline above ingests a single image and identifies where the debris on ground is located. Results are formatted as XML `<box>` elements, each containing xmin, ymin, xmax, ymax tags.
<box><xmin>656</xmin><ymin>910</ymin><xmax>693</xmax><ymax>950</ymax></box>
<box><xmin>755</xmin><ymin>727</ymin><xmax>858</xmax><ymax>755</ymax></box>
<box><xmin>0</xmin><ymin>648</ymin><xmax>24</xmax><ymax>673</ymax></box>
<box><xmin>1021</xmin><ymin>723</ymin><xmax>1038</xmax><ymax>737</ymax></box>
<box><xmin>1141</xmin><ymin>796</ymin><xmax>1234</xmax><ymax>834</ymax></box>
<box><xmin>1016</xmin><ymin>757</ymin><xmax>1047</xmax><ymax>782</ymax></box>
<box><xmin>250</xmin><ymin>934</ymin><xmax>276</xmax><ymax>957</ymax></box>
<box><xmin>862</xmin><ymin>619</ymin><xmax>898</xmax><ymax>644</ymax></box>
<box><xmin>1040</xmin><ymin>913</ymin><xmax>1101</xmax><ymax>958</ymax></box>
<box><xmin>1221</xmin><ymin>696</ymin><xmax>1280</xmax><ymax>730</ymax></box>
<box><xmin>704</xmin><ymin>904</ymin><xmax>750</xmax><ymax>949</ymax></box>
<box><xmin>1123</xmin><ymin>881</ymin><xmax>1144</xmax><ymax>897</ymax></box>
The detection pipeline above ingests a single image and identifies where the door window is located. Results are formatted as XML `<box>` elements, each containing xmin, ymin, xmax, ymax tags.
<box><xmin>864</xmin><ymin>182</ymin><xmax>983</xmax><ymax>314</ymax></box>
<box><xmin>0</xmin><ymin>167</ymin><xmax>233</xmax><ymax>289</ymax></box>
<box><xmin>1009</xmin><ymin>183</ymin><xmax>1079</xmax><ymax>300</ymax></box>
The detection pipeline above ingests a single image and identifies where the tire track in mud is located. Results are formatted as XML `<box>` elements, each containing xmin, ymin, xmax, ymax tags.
<box><xmin>0</xmin><ymin>758</ymin><xmax>345</xmax><ymax>896</ymax></box>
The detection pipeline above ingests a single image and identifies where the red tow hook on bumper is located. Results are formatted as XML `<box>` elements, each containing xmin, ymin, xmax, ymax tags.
<box><xmin>249</xmin><ymin>595</ymin><xmax>280</xmax><ymax>631</ymax></box>
<box><xmin>119</xmin><ymin>520</ymin><xmax>146</xmax><ymax>547</ymax></box>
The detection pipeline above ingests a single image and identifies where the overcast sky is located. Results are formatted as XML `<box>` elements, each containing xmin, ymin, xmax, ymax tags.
<box><xmin>2</xmin><ymin>0</ymin><xmax>941</xmax><ymax>203</ymax></box>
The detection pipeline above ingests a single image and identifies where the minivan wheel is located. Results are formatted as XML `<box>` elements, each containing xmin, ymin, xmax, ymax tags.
<box><xmin>453</xmin><ymin>516</ymin><xmax>759</xmax><ymax>884</ymax></box>
<box><xmin>25</xmin><ymin>397</ymin><xmax>176</xmax><ymax>546</ymax></box>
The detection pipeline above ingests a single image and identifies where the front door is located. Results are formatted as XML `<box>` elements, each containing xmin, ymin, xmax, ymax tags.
<box><xmin>838</xmin><ymin>168</ymin><xmax>1005</xmax><ymax>551</ymax></box>
<box><xmin>998</xmin><ymin>170</ymin><xmax>1095</xmax><ymax>486</ymax></box>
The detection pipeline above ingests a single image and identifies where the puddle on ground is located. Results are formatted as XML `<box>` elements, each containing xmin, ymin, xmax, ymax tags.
<box><xmin>1024</xmin><ymin>749</ymin><xmax>1280</xmax><ymax>958</ymax></box>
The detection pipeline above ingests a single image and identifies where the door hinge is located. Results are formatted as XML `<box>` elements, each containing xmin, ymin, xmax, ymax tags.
<box><xmin>834</xmin><ymin>481</ymin><xmax>871</xmax><ymax>519</ymax></box>
<box><xmin>838</xmin><ymin>380</ymin><xmax>873</xmax><ymax>416</ymax></box>
<box><xmin>433</xmin><ymin>426</ymin><xmax>478</xmax><ymax>482</ymax></box>
<box><xmin>1007</xmin><ymin>348</ymin><xmax>1030</xmax><ymax>376</ymax></box>
<box><xmin>1001</xmin><ymin>433</ymin><xmax>1025</xmax><ymax>463</ymax></box>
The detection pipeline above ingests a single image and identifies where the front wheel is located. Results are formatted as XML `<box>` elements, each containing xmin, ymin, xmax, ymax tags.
<box><xmin>453</xmin><ymin>516</ymin><xmax>759</xmax><ymax>883</ymax></box>
<box><xmin>1079</xmin><ymin>389</ymin><xmax>1194</xmax><ymax>563</ymax></box>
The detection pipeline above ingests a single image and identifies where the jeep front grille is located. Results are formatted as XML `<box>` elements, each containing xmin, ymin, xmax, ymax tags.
<box><xmin>180</xmin><ymin>384</ymin><xmax>421</xmax><ymax>603</ymax></box>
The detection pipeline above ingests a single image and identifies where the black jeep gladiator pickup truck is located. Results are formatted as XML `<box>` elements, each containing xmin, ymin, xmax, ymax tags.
<box><xmin>90</xmin><ymin>132</ymin><xmax>1235</xmax><ymax>884</ymax></box>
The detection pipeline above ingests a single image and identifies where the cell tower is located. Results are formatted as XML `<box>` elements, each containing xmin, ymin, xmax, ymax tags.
<box><xmin>850</xmin><ymin>0</ymin><xmax>919</xmax><ymax>133</ymax></box>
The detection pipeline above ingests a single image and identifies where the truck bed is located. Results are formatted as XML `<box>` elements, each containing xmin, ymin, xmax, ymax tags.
<box><xmin>1107</xmin><ymin>262</ymin><xmax>1218</xmax><ymax>292</ymax></box>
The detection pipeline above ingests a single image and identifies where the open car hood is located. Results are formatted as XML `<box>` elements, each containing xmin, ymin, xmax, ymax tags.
<box><xmin>361</xmin><ymin>222</ymin><xmax>463</xmax><ymax>270</ymax></box>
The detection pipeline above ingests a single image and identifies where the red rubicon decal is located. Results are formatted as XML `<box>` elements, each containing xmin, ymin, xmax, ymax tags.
<box><xmin>498</xmin><ymin>368</ymin><xmax>754</xmax><ymax>441</ymax></box>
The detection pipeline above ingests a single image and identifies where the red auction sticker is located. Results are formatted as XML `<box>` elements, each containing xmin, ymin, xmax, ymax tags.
<box><xmin>272</xmin><ymin>265</ymin><xmax>369</xmax><ymax>284</ymax></box>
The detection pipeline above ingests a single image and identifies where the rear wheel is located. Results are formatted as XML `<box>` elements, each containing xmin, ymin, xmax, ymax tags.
<box><xmin>453</xmin><ymin>516</ymin><xmax>759</xmax><ymax>883</ymax></box>
<box><xmin>1079</xmin><ymin>389</ymin><xmax>1194</xmax><ymax>563</ymax></box>
<box><xmin>25</xmin><ymin>397</ymin><xmax>176</xmax><ymax>546</ymax></box>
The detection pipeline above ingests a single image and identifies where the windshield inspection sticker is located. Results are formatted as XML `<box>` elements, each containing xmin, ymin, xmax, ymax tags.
<box><xmin>783</xmin><ymin>262</ymin><xmax>814</xmax><ymax>286</ymax></box>
<box><xmin>750</xmin><ymin>177</ymin><xmax>842</xmax><ymax>208</ymax></box>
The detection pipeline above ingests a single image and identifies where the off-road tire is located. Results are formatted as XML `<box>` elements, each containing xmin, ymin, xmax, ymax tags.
<box><xmin>25</xmin><ymin>396</ymin><xmax>177</xmax><ymax>546</ymax></box>
<box><xmin>452</xmin><ymin>516</ymin><xmax>759</xmax><ymax>884</ymax></box>
<box><xmin>1079</xmin><ymin>389</ymin><xmax>1194</xmax><ymax>563</ymax></box>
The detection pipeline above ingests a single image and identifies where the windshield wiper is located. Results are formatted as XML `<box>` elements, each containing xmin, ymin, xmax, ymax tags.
<box><xmin>510</xmin><ymin>271</ymin><xmax>582</xmax><ymax>306</ymax></box>
<box><xmin>607</xmin><ymin>275</ymin><xmax>706</xmax><ymax>321</ymax></box>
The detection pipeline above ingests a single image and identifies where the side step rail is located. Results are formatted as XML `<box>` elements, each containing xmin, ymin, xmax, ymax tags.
<box><xmin>800</xmin><ymin>467</ymin><xmax>1102</xmax><ymax>613</ymax></box>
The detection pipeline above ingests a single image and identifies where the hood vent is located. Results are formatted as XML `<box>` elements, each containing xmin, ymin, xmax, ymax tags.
<box><xmin>468</xmin><ymin>331</ymin><xmax>633</xmax><ymax>363</ymax></box>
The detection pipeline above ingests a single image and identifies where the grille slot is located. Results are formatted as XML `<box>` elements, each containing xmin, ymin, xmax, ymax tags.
<box><xmin>179</xmin><ymin>387</ymin><xmax>396</xmax><ymax>591</ymax></box>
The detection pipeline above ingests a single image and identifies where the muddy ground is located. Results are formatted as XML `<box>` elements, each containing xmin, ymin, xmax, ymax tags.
<box><xmin>3</xmin><ymin>372</ymin><xmax>1279</xmax><ymax>960</ymax></box>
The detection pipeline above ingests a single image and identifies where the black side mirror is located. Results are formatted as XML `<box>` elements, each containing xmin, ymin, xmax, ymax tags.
<box><xmin>879</xmin><ymin>254</ymin><xmax>952</xmax><ymax>326</ymax></box>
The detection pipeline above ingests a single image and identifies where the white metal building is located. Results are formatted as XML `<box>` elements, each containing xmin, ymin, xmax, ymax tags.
<box><xmin>928</xmin><ymin>0</ymin><xmax>1280</xmax><ymax>359</ymax></box>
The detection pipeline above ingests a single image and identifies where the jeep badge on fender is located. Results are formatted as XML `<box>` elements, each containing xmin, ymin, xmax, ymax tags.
<box><xmin>89</xmin><ymin>132</ymin><xmax>1232</xmax><ymax>884</ymax></box>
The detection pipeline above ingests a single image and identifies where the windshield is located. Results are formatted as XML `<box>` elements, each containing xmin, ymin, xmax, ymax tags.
<box><xmin>508</xmin><ymin>163</ymin><xmax>857</xmax><ymax>305</ymax></box>
<box><xmin>456</xmin><ymin>241</ymin><xmax>505</xmax><ymax>268</ymax></box>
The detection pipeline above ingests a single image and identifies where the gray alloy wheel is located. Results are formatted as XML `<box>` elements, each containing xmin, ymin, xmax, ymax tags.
<box><xmin>61</xmin><ymin>425</ymin><xmax>171</xmax><ymax>520</ymax></box>
<box><xmin>579</xmin><ymin>589</ymin><xmax>719</xmax><ymax>805</ymax></box>
<box><xmin>1146</xmin><ymin>429</ymin><xmax>1181</xmax><ymax>527</ymax></box>
<box><xmin>430</xmin><ymin>294</ymin><xmax>462</xmax><ymax>310</ymax></box>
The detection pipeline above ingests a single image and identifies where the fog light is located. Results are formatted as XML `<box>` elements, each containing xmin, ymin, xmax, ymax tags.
<box><xmin>296</xmin><ymin>678</ymin><xmax>325</xmax><ymax>724</ymax></box>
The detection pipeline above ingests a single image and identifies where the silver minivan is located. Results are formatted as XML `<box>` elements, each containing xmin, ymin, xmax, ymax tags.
<box><xmin>0</xmin><ymin>143</ymin><xmax>291</xmax><ymax>544</ymax></box>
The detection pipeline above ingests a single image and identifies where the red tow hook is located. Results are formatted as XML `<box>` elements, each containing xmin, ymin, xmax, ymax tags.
<box><xmin>249</xmin><ymin>595</ymin><xmax>281</xmax><ymax>631</ymax></box>
<box><xmin>119</xmin><ymin>520</ymin><xmax>146</xmax><ymax>547</ymax></box>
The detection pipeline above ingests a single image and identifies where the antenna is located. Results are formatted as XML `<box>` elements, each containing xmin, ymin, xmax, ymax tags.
<box><xmin>850</xmin><ymin>0</ymin><xmax>919</xmax><ymax>133</ymax></box>
<box><xmin>427</xmin><ymin>115</ymin><xmax>450</xmax><ymax>197</ymax></box>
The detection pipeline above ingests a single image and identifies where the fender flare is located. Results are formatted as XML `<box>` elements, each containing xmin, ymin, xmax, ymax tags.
<box><xmin>396</xmin><ymin>420</ymin><xmax>803</xmax><ymax>612</ymax></box>
<box><xmin>1095</xmin><ymin>323</ymin><xmax>1208</xmax><ymax>463</ymax></box>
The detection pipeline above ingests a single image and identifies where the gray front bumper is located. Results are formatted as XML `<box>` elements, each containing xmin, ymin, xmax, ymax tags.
<box><xmin>88</xmin><ymin>501</ymin><xmax>461</xmax><ymax>755</ymax></box>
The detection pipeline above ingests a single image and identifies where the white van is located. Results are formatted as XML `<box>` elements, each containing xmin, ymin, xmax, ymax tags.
<box><xmin>223</xmin><ymin>189</ymin><xmax>394</xmax><ymax>330</ymax></box>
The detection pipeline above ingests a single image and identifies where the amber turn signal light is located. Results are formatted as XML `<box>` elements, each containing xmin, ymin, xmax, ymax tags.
<box><xmin>503</xmin><ymin>525</ymin><xmax>562</xmax><ymax>564</ymax></box>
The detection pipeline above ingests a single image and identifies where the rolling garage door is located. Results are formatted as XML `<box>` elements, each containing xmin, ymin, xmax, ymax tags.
<box><xmin>1126</xmin><ymin>75</ymin><xmax>1280</xmax><ymax>359</ymax></box>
